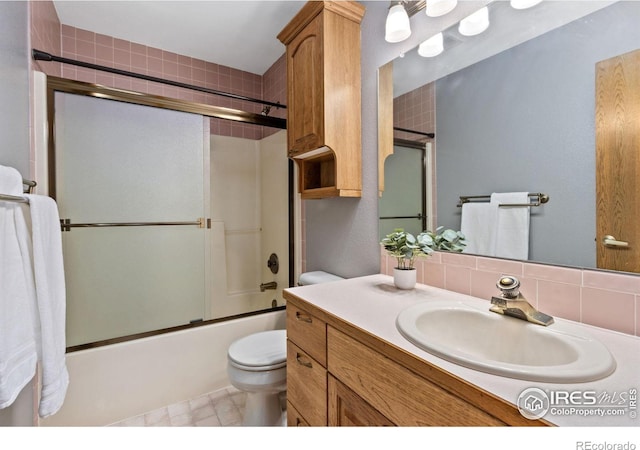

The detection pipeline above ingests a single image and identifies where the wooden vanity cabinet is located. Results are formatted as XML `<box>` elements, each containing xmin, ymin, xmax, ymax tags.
<box><xmin>284</xmin><ymin>293</ymin><xmax>551</xmax><ymax>427</ymax></box>
<box><xmin>277</xmin><ymin>1</ymin><xmax>364</xmax><ymax>199</ymax></box>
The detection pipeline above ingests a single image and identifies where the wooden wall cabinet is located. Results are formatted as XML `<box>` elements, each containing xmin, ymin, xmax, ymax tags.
<box><xmin>284</xmin><ymin>294</ymin><xmax>551</xmax><ymax>427</ymax></box>
<box><xmin>278</xmin><ymin>1</ymin><xmax>365</xmax><ymax>199</ymax></box>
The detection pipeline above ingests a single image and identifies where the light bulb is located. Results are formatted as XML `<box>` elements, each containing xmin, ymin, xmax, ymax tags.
<box><xmin>426</xmin><ymin>0</ymin><xmax>458</xmax><ymax>17</ymax></box>
<box><xmin>418</xmin><ymin>33</ymin><xmax>444</xmax><ymax>58</ymax></box>
<box><xmin>458</xmin><ymin>6</ymin><xmax>490</xmax><ymax>37</ymax></box>
<box><xmin>385</xmin><ymin>3</ymin><xmax>411</xmax><ymax>43</ymax></box>
<box><xmin>510</xmin><ymin>0</ymin><xmax>543</xmax><ymax>10</ymax></box>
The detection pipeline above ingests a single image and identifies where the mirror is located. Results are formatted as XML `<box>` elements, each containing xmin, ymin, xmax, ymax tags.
<box><xmin>379</xmin><ymin>0</ymin><xmax>640</xmax><ymax>273</ymax></box>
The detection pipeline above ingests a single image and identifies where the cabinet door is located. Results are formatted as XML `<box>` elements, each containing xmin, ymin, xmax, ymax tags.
<box><xmin>286</xmin><ymin>13</ymin><xmax>324</xmax><ymax>155</ymax></box>
<box><xmin>328</xmin><ymin>375</ymin><xmax>394</xmax><ymax>426</ymax></box>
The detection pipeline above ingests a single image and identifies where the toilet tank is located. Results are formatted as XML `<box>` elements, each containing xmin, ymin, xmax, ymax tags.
<box><xmin>298</xmin><ymin>271</ymin><xmax>344</xmax><ymax>286</ymax></box>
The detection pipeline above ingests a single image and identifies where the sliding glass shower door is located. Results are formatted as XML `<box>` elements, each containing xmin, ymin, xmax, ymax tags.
<box><xmin>54</xmin><ymin>92</ymin><xmax>209</xmax><ymax>347</ymax></box>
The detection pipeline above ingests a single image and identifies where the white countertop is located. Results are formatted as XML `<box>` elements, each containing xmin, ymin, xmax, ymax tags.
<box><xmin>285</xmin><ymin>274</ymin><xmax>640</xmax><ymax>427</ymax></box>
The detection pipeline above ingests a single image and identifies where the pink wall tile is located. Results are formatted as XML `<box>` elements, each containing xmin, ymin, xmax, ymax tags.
<box><xmin>424</xmin><ymin>261</ymin><xmax>445</xmax><ymax>289</ymax></box>
<box><xmin>444</xmin><ymin>265</ymin><xmax>471</xmax><ymax>295</ymax></box>
<box><xmin>415</xmin><ymin>260</ymin><xmax>426</xmax><ymax>284</ymax></box>
<box><xmin>441</xmin><ymin>251</ymin><xmax>476</xmax><ymax>268</ymax></box>
<box><xmin>537</xmin><ymin>280</ymin><xmax>581</xmax><ymax>322</ymax></box>
<box><xmin>583</xmin><ymin>270</ymin><xmax>640</xmax><ymax>295</ymax></box>
<box><xmin>524</xmin><ymin>263</ymin><xmax>582</xmax><ymax>285</ymax></box>
<box><xmin>582</xmin><ymin>287</ymin><xmax>635</xmax><ymax>335</ymax></box>
<box><xmin>477</xmin><ymin>257</ymin><xmax>523</xmax><ymax>277</ymax></box>
<box><xmin>470</xmin><ymin>269</ymin><xmax>501</xmax><ymax>300</ymax></box>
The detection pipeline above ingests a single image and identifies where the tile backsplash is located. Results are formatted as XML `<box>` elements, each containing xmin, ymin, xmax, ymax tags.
<box><xmin>381</xmin><ymin>247</ymin><xmax>639</xmax><ymax>337</ymax></box>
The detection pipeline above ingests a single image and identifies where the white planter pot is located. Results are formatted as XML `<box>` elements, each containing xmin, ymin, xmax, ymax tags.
<box><xmin>393</xmin><ymin>268</ymin><xmax>417</xmax><ymax>290</ymax></box>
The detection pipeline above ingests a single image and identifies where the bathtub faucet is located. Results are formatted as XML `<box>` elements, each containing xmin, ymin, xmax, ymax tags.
<box><xmin>260</xmin><ymin>281</ymin><xmax>278</xmax><ymax>292</ymax></box>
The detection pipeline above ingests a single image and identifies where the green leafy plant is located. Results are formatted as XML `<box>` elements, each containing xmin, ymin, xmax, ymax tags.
<box><xmin>381</xmin><ymin>228</ymin><xmax>434</xmax><ymax>270</ymax></box>
<box><xmin>421</xmin><ymin>226</ymin><xmax>467</xmax><ymax>253</ymax></box>
<box><xmin>381</xmin><ymin>226</ymin><xmax>467</xmax><ymax>270</ymax></box>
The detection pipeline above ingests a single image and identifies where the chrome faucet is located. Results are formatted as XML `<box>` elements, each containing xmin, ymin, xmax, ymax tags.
<box><xmin>489</xmin><ymin>276</ymin><xmax>554</xmax><ymax>326</ymax></box>
<box><xmin>260</xmin><ymin>281</ymin><xmax>278</xmax><ymax>292</ymax></box>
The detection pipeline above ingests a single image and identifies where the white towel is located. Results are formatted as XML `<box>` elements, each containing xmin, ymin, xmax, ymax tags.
<box><xmin>0</xmin><ymin>166</ymin><xmax>38</xmax><ymax>409</ymax></box>
<box><xmin>25</xmin><ymin>194</ymin><xmax>69</xmax><ymax>418</ymax></box>
<box><xmin>460</xmin><ymin>202</ymin><xmax>498</xmax><ymax>256</ymax></box>
<box><xmin>491</xmin><ymin>192</ymin><xmax>530</xmax><ymax>260</ymax></box>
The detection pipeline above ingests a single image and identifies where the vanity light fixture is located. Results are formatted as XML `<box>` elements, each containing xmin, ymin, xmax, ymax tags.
<box><xmin>458</xmin><ymin>6</ymin><xmax>490</xmax><ymax>37</ymax></box>
<box><xmin>418</xmin><ymin>32</ymin><xmax>444</xmax><ymax>57</ymax></box>
<box><xmin>510</xmin><ymin>0</ymin><xmax>543</xmax><ymax>10</ymax></box>
<box><xmin>426</xmin><ymin>0</ymin><xmax>457</xmax><ymax>17</ymax></box>
<box><xmin>385</xmin><ymin>2</ymin><xmax>412</xmax><ymax>43</ymax></box>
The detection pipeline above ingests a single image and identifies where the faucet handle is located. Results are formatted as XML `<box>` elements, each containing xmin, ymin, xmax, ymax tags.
<box><xmin>496</xmin><ymin>276</ymin><xmax>520</xmax><ymax>298</ymax></box>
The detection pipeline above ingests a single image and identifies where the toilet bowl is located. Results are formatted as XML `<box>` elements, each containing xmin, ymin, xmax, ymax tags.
<box><xmin>227</xmin><ymin>329</ymin><xmax>287</xmax><ymax>426</ymax></box>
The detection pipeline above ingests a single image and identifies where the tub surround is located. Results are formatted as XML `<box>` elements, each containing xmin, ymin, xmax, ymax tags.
<box><xmin>284</xmin><ymin>274</ymin><xmax>640</xmax><ymax>426</ymax></box>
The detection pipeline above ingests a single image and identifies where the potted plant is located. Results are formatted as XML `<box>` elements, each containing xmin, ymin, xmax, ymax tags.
<box><xmin>381</xmin><ymin>227</ymin><xmax>466</xmax><ymax>289</ymax></box>
<box><xmin>381</xmin><ymin>228</ymin><xmax>433</xmax><ymax>289</ymax></box>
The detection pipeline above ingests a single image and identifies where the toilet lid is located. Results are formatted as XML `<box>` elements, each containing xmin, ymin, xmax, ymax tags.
<box><xmin>228</xmin><ymin>329</ymin><xmax>286</xmax><ymax>369</ymax></box>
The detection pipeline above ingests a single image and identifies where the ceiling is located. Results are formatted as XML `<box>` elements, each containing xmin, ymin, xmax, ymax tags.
<box><xmin>52</xmin><ymin>1</ymin><xmax>307</xmax><ymax>75</ymax></box>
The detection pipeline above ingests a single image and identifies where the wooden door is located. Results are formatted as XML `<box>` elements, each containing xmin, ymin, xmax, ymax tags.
<box><xmin>596</xmin><ymin>48</ymin><xmax>640</xmax><ymax>272</ymax></box>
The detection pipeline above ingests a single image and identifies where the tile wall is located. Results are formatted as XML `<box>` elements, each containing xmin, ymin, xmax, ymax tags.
<box><xmin>393</xmin><ymin>82</ymin><xmax>435</xmax><ymax>141</ymax></box>
<box><xmin>29</xmin><ymin>0</ymin><xmax>286</xmax><ymax>141</ymax></box>
<box><xmin>381</xmin><ymin>247</ymin><xmax>640</xmax><ymax>337</ymax></box>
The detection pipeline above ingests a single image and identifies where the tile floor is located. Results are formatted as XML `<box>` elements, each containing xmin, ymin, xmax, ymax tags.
<box><xmin>108</xmin><ymin>386</ymin><xmax>248</xmax><ymax>427</ymax></box>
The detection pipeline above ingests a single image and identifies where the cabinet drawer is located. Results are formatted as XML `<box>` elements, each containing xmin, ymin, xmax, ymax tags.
<box><xmin>327</xmin><ymin>326</ymin><xmax>505</xmax><ymax>426</ymax></box>
<box><xmin>286</xmin><ymin>303</ymin><xmax>326</xmax><ymax>366</ymax></box>
<box><xmin>287</xmin><ymin>341</ymin><xmax>327</xmax><ymax>426</ymax></box>
<box><xmin>287</xmin><ymin>401</ymin><xmax>309</xmax><ymax>427</ymax></box>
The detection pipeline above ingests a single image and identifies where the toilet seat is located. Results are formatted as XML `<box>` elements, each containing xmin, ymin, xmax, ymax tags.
<box><xmin>228</xmin><ymin>329</ymin><xmax>286</xmax><ymax>372</ymax></box>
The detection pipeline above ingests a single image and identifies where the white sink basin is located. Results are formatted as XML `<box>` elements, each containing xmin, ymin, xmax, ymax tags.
<box><xmin>396</xmin><ymin>300</ymin><xmax>616</xmax><ymax>383</ymax></box>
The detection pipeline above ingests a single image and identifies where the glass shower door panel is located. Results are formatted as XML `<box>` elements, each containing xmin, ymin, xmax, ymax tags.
<box><xmin>379</xmin><ymin>145</ymin><xmax>424</xmax><ymax>240</ymax></box>
<box><xmin>64</xmin><ymin>227</ymin><xmax>205</xmax><ymax>347</ymax></box>
<box><xmin>55</xmin><ymin>92</ymin><xmax>207</xmax><ymax>346</ymax></box>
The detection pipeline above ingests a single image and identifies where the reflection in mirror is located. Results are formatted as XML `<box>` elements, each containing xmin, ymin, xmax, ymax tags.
<box><xmin>379</xmin><ymin>140</ymin><xmax>432</xmax><ymax>241</ymax></box>
<box><xmin>380</xmin><ymin>1</ymin><xmax>640</xmax><ymax>273</ymax></box>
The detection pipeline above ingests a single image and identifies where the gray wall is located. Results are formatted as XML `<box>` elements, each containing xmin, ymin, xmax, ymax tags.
<box><xmin>0</xmin><ymin>1</ymin><xmax>34</xmax><ymax>426</ymax></box>
<box><xmin>304</xmin><ymin>1</ymin><xmax>477</xmax><ymax>278</ymax></box>
<box><xmin>0</xmin><ymin>1</ymin><xmax>30</xmax><ymax>175</ymax></box>
<box><xmin>436</xmin><ymin>2</ymin><xmax>640</xmax><ymax>268</ymax></box>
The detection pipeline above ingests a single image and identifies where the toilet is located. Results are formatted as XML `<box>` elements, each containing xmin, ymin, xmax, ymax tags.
<box><xmin>227</xmin><ymin>329</ymin><xmax>287</xmax><ymax>426</ymax></box>
<box><xmin>227</xmin><ymin>271</ymin><xmax>344</xmax><ymax>426</ymax></box>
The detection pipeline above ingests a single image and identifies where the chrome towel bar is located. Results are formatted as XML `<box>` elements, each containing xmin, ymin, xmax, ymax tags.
<box><xmin>60</xmin><ymin>217</ymin><xmax>209</xmax><ymax>231</ymax></box>
<box><xmin>457</xmin><ymin>193</ymin><xmax>549</xmax><ymax>208</ymax></box>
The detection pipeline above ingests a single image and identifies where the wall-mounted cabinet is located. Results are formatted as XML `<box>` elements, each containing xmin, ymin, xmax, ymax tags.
<box><xmin>278</xmin><ymin>1</ymin><xmax>364</xmax><ymax>199</ymax></box>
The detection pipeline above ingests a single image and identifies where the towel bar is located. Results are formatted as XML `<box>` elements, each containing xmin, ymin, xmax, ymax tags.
<box><xmin>0</xmin><ymin>179</ymin><xmax>37</xmax><ymax>204</ymax></box>
<box><xmin>60</xmin><ymin>217</ymin><xmax>209</xmax><ymax>231</ymax></box>
<box><xmin>457</xmin><ymin>193</ymin><xmax>549</xmax><ymax>208</ymax></box>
